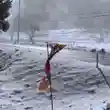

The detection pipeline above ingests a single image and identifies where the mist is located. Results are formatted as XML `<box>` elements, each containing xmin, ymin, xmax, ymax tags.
<box><xmin>11</xmin><ymin>0</ymin><xmax>110</xmax><ymax>33</ymax></box>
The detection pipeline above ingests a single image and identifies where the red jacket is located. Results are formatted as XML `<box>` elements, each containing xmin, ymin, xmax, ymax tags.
<box><xmin>45</xmin><ymin>61</ymin><xmax>51</xmax><ymax>75</ymax></box>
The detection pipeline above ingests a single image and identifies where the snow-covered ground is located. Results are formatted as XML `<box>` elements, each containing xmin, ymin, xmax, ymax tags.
<box><xmin>1</xmin><ymin>31</ymin><xmax>110</xmax><ymax>52</ymax></box>
<box><xmin>0</xmin><ymin>42</ymin><xmax>110</xmax><ymax>109</ymax></box>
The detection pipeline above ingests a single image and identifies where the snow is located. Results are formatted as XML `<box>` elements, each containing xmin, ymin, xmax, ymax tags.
<box><xmin>1</xmin><ymin>30</ymin><xmax>110</xmax><ymax>53</ymax></box>
<box><xmin>1</xmin><ymin>30</ymin><xmax>110</xmax><ymax>109</ymax></box>
<box><xmin>48</xmin><ymin>29</ymin><xmax>74</xmax><ymax>44</ymax></box>
<box><xmin>0</xmin><ymin>42</ymin><xmax>110</xmax><ymax>109</ymax></box>
<box><xmin>74</xmin><ymin>42</ymin><xmax>110</xmax><ymax>52</ymax></box>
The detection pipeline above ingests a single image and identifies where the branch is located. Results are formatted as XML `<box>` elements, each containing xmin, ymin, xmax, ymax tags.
<box><xmin>96</xmin><ymin>51</ymin><xmax>110</xmax><ymax>88</ymax></box>
<box><xmin>0</xmin><ymin>62</ymin><xmax>12</xmax><ymax>71</ymax></box>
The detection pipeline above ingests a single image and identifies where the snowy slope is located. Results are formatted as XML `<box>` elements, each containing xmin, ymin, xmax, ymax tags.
<box><xmin>0</xmin><ymin>43</ymin><xmax>110</xmax><ymax>109</ymax></box>
<box><xmin>1</xmin><ymin>31</ymin><xmax>110</xmax><ymax>53</ymax></box>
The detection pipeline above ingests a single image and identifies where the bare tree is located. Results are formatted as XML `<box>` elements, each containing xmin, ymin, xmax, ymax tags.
<box><xmin>28</xmin><ymin>24</ymin><xmax>40</xmax><ymax>44</ymax></box>
<box><xmin>0</xmin><ymin>0</ymin><xmax>12</xmax><ymax>32</ymax></box>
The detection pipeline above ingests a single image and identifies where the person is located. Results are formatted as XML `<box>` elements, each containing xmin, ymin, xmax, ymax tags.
<box><xmin>45</xmin><ymin>43</ymin><xmax>66</xmax><ymax>82</ymax></box>
<box><xmin>38</xmin><ymin>76</ymin><xmax>50</xmax><ymax>92</ymax></box>
<box><xmin>45</xmin><ymin>60</ymin><xmax>51</xmax><ymax>82</ymax></box>
<box><xmin>38</xmin><ymin>43</ymin><xmax>66</xmax><ymax>93</ymax></box>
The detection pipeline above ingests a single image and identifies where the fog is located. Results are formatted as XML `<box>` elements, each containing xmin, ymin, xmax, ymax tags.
<box><xmin>10</xmin><ymin>0</ymin><xmax>110</xmax><ymax>33</ymax></box>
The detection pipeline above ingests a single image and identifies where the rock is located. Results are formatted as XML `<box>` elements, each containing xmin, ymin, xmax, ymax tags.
<box><xmin>69</xmin><ymin>105</ymin><xmax>72</xmax><ymax>107</ymax></box>
<box><xmin>20</xmin><ymin>103</ymin><xmax>24</xmax><ymax>106</ymax></box>
<box><xmin>103</xmin><ymin>100</ymin><xmax>107</xmax><ymax>104</ymax></box>
<box><xmin>2</xmin><ymin>53</ymin><xmax>6</xmax><ymax>56</ymax></box>
<box><xmin>8</xmin><ymin>96</ymin><xmax>12</xmax><ymax>98</ymax></box>
<box><xmin>61</xmin><ymin>101</ymin><xmax>65</xmax><ymax>104</ymax></box>
<box><xmin>11</xmin><ymin>90</ymin><xmax>22</xmax><ymax>95</ymax></box>
<box><xmin>14</xmin><ymin>58</ymin><xmax>22</xmax><ymax>62</ymax></box>
<box><xmin>0</xmin><ymin>65</ymin><xmax>3</xmax><ymax>69</ymax></box>
<box><xmin>24</xmin><ymin>84</ymin><xmax>30</xmax><ymax>88</ymax></box>
<box><xmin>87</xmin><ymin>89</ymin><xmax>96</xmax><ymax>94</ymax></box>
<box><xmin>8</xmin><ymin>55</ymin><xmax>12</xmax><ymax>59</ymax></box>
<box><xmin>15</xmin><ymin>54</ymin><xmax>20</xmax><ymax>57</ymax></box>
<box><xmin>21</xmin><ymin>96</ymin><xmax>26</xmax><ymax>99</ymax></box>
<box><xmin>24</xmin><ymin>107</ymin><xmax>33</xmax><ymax>110</ymax></box>
<box><xmin>58</xmin><ymin>72</ymin><xmax>61</xmax><ymax>74</ymax></box>
<box><xmin>28</xmin><ymin>50</ymin><xmax>31</xmax><ymax>52</ymax></box>
<box><xmin>12</xmin><ymin>100</ymin><xmax>21</xmax><ymax>103</ymax></box>
<box><xmin>40</xmin><ymin>53</ymin><xmax>42</xmax><ymax>55</ymax></box>
<box><xmin>105</xmin><ymin>103</ymin><xmax>110</xmax><ymax>110</ymax></box>
<box><xmin>90</xmin><ymin>49</ymin><xmax>96</xmax><ymax>52</ymax></box>
<box><xmin>99</xmin><ymin>48</ymin><xmax>106</xmax><ymax>53</ymax></box>
<box><xmin>27</xmin><ymin>66</ymin><xmax>34</xmax><ymax>69</ymax></box>
<box><xmin>15</xmin><ymin>49</ymin><xmax>19</xmax><ymax>52</ymax></box>
<box><xmin>0</xmin><ymin>50</ymin><xmax>3</xmax><ymax>53</ymax></box>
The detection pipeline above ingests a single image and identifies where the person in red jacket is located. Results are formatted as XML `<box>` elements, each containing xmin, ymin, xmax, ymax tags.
<box><xmin>37</xmin><ymin>43</ymin><xmax>65</xmax><ymax>93</ymax></box>
<box><xmin>45</xmin><ymin>43</ymin><xmax>66</xmax><ymax>82</ymax></box>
